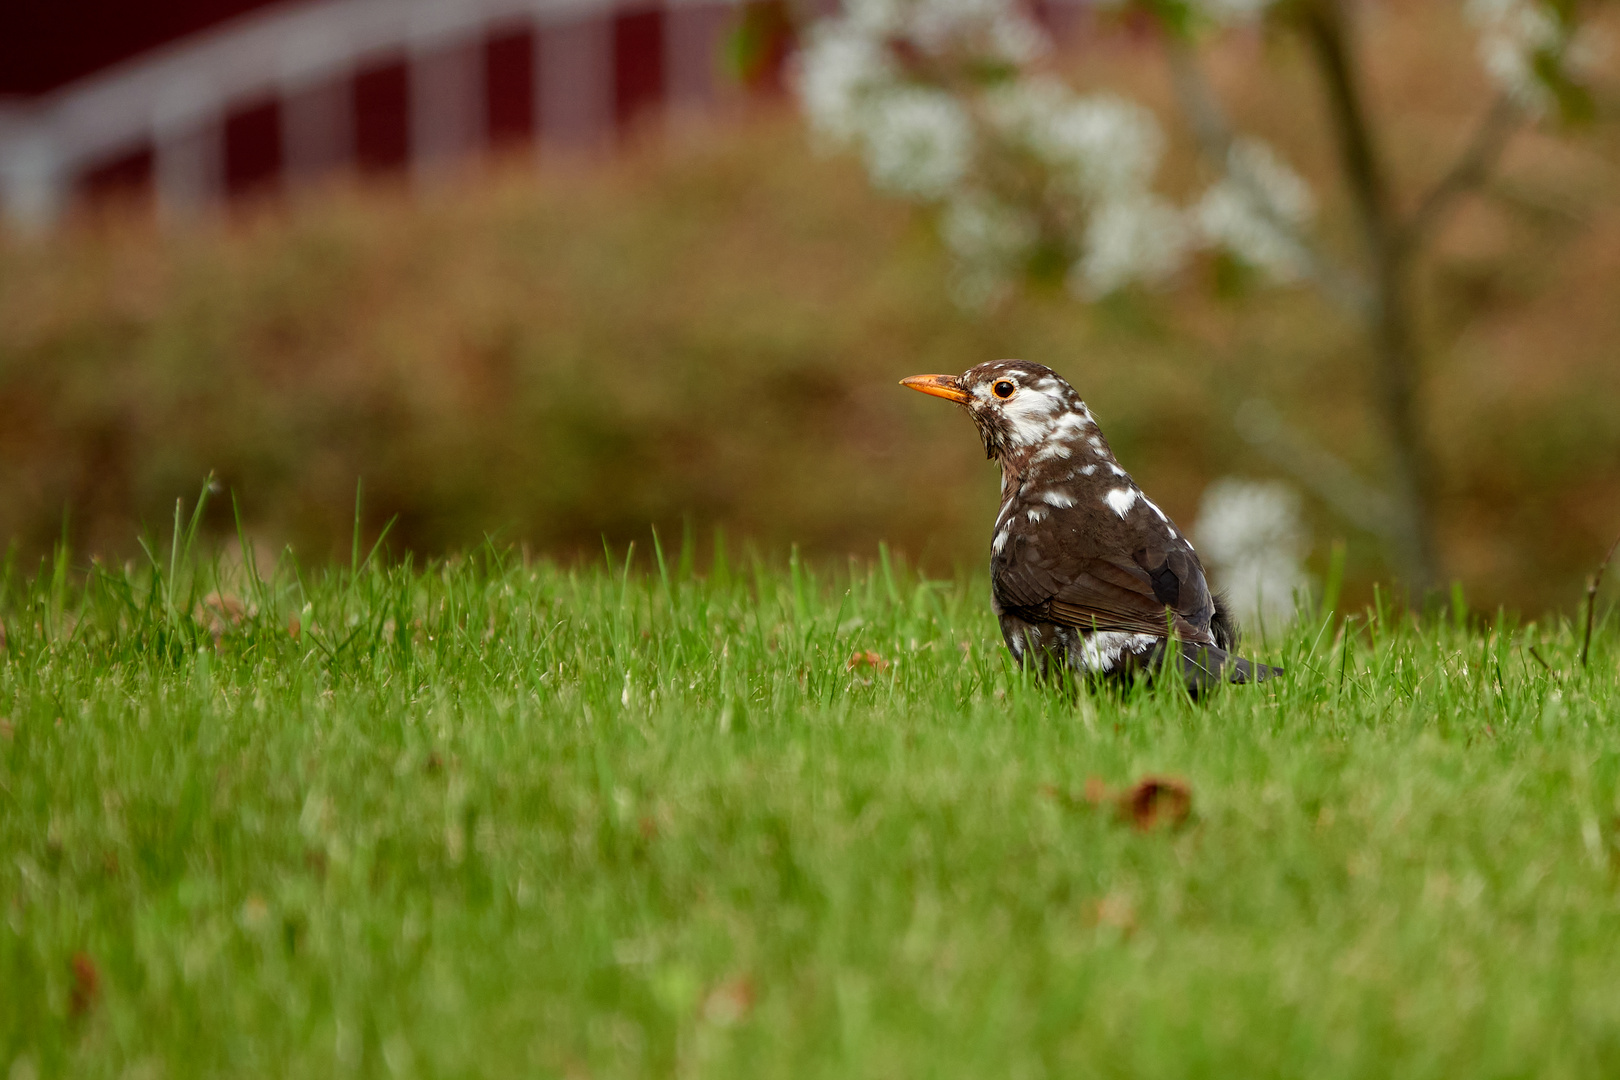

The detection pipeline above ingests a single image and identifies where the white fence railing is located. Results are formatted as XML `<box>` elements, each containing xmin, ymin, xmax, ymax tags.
<box><xmin>0</xmin><ymin>0</ymin><xmax>741</xmax><ymax>229</ymax></box>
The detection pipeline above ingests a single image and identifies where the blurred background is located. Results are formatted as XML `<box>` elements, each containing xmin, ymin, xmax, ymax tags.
<box><xmin>0</xmin><ymin>0</ymin><xmax>1616</xmax><ymax>616</ymax></box>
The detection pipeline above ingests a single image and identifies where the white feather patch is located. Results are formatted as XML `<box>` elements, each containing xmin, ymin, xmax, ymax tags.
<box><xmin>1078</xmin><ymin>631</ymin><xmax>1160</xmax><ymax>673</ymax></box>
<box><xmin>1052</xmin><ymin>412</ymin><xmax>1092</xmax><ymax>438</ymax></box>
<box><xmin>1032</xmin><ymin>442</ymin><xmax>1072</xmax><ymax>463</ymax></box>
<box><xmin>1001</xmin><ymin>388</ymin><xmax>1064</xmax><ymax>447</ymax></box>
<box><xmin>1104</xmin><ymin>488</ymin><xmax>1139</xmax><ymax>518</ymax></box>
<box><xmin>1041</xmin><ymin>490</ymin><xmax>1076</xmax><ymax>508</ymax></box>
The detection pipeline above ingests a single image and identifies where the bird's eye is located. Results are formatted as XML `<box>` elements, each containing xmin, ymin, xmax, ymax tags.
<box><xmin>993</xmin><ymin>380</ymin><xmax>1016</xmax><ymax>399</ymax></box>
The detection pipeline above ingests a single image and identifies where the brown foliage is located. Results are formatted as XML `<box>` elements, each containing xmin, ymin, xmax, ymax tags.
<box><xmin>1046</xmin><ymin>774</ymin><xmax>1193</xmax><ymax>831</ymax></box>
<box><xmin>1118</xmin><ymin>776</ymin><xmax>1193</xmax><ymax>832</ymax></box>
<box><xmin>69</xmin><ymin>952</ymin><xmax>100</xmax><ymax>1017</ymax></box>
<box><xmin>195</xmin><ymin>592</ymin><xmax>246</xmax><ymax>638</ymax></box>
<box><xmin>1</xmin><ymin>7</ymin><xmax>1617</xmax><ymax>610</ymax></box>
<box><xmin>703</xmin><ymin>975</ymin><xmax>757</xmax><ymax>1026</ymax></box>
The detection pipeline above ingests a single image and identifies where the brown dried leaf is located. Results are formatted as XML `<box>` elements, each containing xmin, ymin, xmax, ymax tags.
<box><xmin>287</xmin><ymin>616</ymin><xmax>301</xmax><ymax>640</ymax></box>
<box><xmin>1083</xmin><ymin>776</ymin><xmax>1110</xmax><ymax>805</ymax></box>
<box><xmin>846</xmin><ymin>650</ymin><xmax>890</xmax><ymax>672</ymax></box>
<box><xmin>0</xmin><ymin>719</ymin><xmax>13</xmax><ymax>742</ymax></box>
<box><xmin>69</xmin><ymin>952</ymin><xmax>100</xmax><ymax>1017</ymax></box>
<box><xmin>1117</xmin><ymin>776</ymin><xmax>1192</xmax><ymax>832</ymax></box>
<box><xmin>702</xmin><ymin>975</ymin><xmax>756</xmax><ymax>1027</ymax></box>
<box><xmin>1093</xmin><ymin>892</ymin><xmax>1137</xmax><ymax>934</ymax></box>
<box><xmin>195</xmin><ymin>593</ymin><xmax>247</xmax><ymax>637</ymax></box>
<box><xmin>241</xmin><ymin>895</ymin><xmax>270</xmax><ymax>929</ymax></box>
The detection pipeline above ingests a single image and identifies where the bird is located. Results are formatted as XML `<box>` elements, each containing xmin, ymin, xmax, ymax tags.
<box><xmin>901</xmin><ymin>359</ymin><xmax>1280</xmax><ymax>693</ymax></box>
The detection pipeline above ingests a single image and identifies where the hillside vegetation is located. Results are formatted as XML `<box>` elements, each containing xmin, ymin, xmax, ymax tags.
<box><xmin>1</xmin><ymin>7</ymin><xmax>1618</xmax><ymax>612</ymax></box>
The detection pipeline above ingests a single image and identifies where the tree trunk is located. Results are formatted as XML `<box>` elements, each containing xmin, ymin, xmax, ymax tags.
<box><xmin>1295</xmin><ymin>0</ymin><xmax>1441</xmax><ymax>594</ymax></box>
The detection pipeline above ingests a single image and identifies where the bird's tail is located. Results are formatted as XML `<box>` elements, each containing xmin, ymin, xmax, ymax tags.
<box><xmin>1173</xmin><ymin>641</ymin><xmax>1283</xmax><ymax>697</ymax></box>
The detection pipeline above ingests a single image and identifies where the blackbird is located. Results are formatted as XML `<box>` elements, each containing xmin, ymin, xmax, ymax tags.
<box><xmin>902</xmin><ymin>360</ymin><xmax>1280</xmax><ymax>693</ymax></box>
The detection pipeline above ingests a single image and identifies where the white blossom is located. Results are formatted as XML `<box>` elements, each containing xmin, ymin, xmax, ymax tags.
<box><xmin>1072</xmin><ymin>194</ymin><xmax>1191</xmax><ymax>297</ymax></box>
<box><xmin>1195</xmin><ymin>137</ymin><xmax>1315</xmax><ymax>282</ymax></box>
<box><xmin>796</xmin><ymin>25</ymin><xmax>895</xmax><ymax>143</ymax></box>
<box><xmin>940</xmin><ymin>190</ymin><xmax>1039</xmax><ymax>307</ymax></box>
<box><xmin>859</xmin><ymin>88</ymin><xmax>975</xmax><ymax>199</ymax></box>
<box><xmin>941</xmin><ymin>191</ymin><xmax>1038</xmax><ymax>270</ymax></box>
<box><xmin>1194</xmin><ymin>477</ymin><xmax>1312</xmax><ymax>632</ymax></box>
<box><xmin>908</xmin><ymin>0</ymin><xmax>1048</xmax><ymax>61</ymax></box>
<box><xmin>987</xmin><ymin>81</ymin><xmax>1166</xmax><ymax>200</ymax></box>
<box><xmin>796</xmin><ymin>0</ymin><xmax>1205</xmax><ymax>300</ymax></box>
<box><xmin>1094</xmin><ymin>0</ymin><xmax>1273</xmax><ymax>24</ymax></box>
<box><xmin>1466</xmin><ymin>0</ymin><xmax>1567</xmax><ymax>113</ymax></box>
<box><xmin>798</xmin><ymin>0</ymin><xmax>1600</xmax><ymax>315</ymax></box>
<box><xmin>1188</xmin><ymin>0</ymin><xmax>1275</xmax><ymax>23</ymax></box>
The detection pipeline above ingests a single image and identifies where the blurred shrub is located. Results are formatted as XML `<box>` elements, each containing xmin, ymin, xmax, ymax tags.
<box><xmin>2</xmin><ymin>68</ymin><xmax>1618</xmax><ymax>613</ymax></box>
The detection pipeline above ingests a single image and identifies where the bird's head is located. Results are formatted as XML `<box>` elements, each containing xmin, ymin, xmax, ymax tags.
<box><xmin>901</xmin><ymin>360</ymin><xmax>1094</xmax><ymax>464</ymax></box>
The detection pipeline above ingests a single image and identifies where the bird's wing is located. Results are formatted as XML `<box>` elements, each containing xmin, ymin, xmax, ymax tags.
<box><xmin>992</xmin><ymin>507</ymin><xmax>1217</xmax><ymax>642</ymax></box>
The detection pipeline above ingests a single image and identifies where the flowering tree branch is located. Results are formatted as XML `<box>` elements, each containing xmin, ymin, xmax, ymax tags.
<box><xmin>794</xmin><ymin>0</ymin><xmax>1608</xmax><ymax>589</ymax></box>
<box><xmin>1400</xmin><ymin>93</ymin><xmax>1522</xmax><ymax>252</ymax></box>
<box><xmin>1162</xmin><ymin>37</ymin><xmax>1373</xmax><ymax>319</ymax></box>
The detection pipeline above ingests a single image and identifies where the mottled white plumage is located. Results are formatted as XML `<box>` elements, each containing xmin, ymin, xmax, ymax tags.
<box><xmin>901</xmin><ymin>359</ymin><xmax>1282</xmax><ymax>691</ymax></box>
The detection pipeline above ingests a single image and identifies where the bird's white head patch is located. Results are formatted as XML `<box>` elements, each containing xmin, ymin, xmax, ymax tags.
<box><xmin>952</xmin><ymin>360</ymin><xmax>1095</xmax><ymax>462</ymax></box>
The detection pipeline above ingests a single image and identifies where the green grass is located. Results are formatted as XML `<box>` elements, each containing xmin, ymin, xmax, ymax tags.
<box><xmin>3</xmin><ymin>515</ymin><xmax>1620</xmax><ymax>1079</ymax></box>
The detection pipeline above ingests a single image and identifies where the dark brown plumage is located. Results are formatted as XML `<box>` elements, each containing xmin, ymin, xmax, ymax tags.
<box><xmin>902</xmin><ymin>359</ymin><xmax>1280</xmax><ymax>693</ymax></box>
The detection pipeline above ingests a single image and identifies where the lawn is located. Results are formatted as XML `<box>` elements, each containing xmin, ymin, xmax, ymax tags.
<box><xmin>3</xmin><ymin>512</ymin><xmax>1619</xmax><ymax>1079</ymax></box>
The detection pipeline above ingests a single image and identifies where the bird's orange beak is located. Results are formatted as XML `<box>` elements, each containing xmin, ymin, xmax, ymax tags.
<box><xmin>900</xmin><ymin>374</ymin><xmax>971</xmax><ymax>404</ymax></box>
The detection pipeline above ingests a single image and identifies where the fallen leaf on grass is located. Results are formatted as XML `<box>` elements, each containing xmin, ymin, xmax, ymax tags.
<box><xmin>1118</xmin><ymin>776</ymin><xmax>1192</xmax><ymax>832</ymax></box>
<box><xmin>195</xmin><ymin>593</ymin><xmax>247</xmax><ymax>638</ymax></box>
<box><xmin>287</xmin><ymin>616</ymin><xmax>301</xmax><ymax>640</ymax></box>
<box><xmin>0</xmin><ymin>719</ymin><xmax>12</xmax><ymax>742</ymax></box>
<box><xmin>240</xmin><ymin>896</ymin><xmax>270</xmax><ymax>929</ymax></box>
<box><xmin>703</xmin><ymin>975</ymin><xmax>756</xmax><ymax>1026</ymax></box>
<box><xmin>846</xmin><ymin>650</ymin><xmax>890</xmax><ymax>672</ymax></box>
<box><xmin>1092</xmin><ymin>892</ymin><xmax>1137</xmax><ymax>934</ymax></box>
<box><xmin>69</xmin><ymin>952</ymin><xmax>99</xmax><ymax>1017</ymax></box>
<box><xmin>1083</xmin><ymin>776</ymin><xmax>1109</xmax><ymax>805</ymax></box>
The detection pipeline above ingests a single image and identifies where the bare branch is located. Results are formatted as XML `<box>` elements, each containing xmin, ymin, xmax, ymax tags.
<box><xmin>1164</xmin><ymin>37</ymin><xmax>1375</xmax><ymax>321</ymax></box>
<box><xmin>1400</xmin><ymin>94</ymin><xmax>1521</xmax><ymax>252</ymax></box>
<box><xmin>1235</xmin><ymin>398</ymin><xmax>1401</xmax><ymax>540</ymax></box>
<box><xmin>1581</xmin><ymin>530</ymin><xmax>1620</xmax><ymax>670</ymax></box>
<box><xmin>1292</xmin><ymin>0</ymin><xmax>1439</xmax><ymax>591</ymax></box>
